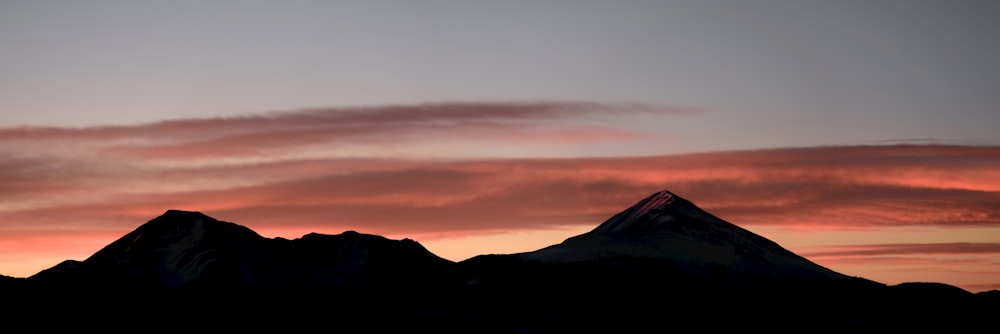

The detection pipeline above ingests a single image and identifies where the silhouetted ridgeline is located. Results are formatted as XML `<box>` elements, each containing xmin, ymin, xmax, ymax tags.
<box><xmin>2</xmin><ymin>190</ymin><xmax>997</xmax><ymax>332</ymax></box>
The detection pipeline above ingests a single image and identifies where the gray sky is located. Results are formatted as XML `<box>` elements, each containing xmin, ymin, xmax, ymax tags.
<box><xmin>2</xmin><ymin>1</ymin><xmax>1000</xmax><ymax>291</ymax></box>
<box><xmin>2</xmin><ymin>0</ymin><xmax>998</xmax><ymax>153</ymax></box>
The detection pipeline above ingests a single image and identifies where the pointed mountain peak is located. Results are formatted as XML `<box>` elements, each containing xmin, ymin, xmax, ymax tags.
<box><xmin>617</xmin><ymin>190</ymin><xmax>678</xmax><ymax>218</ymax></box>
<box><xmin>584</xmin><ymin>189</ymin><xmax>711</xmax><ymax>235</ymax></box>
<box><xmin>522</xmin><ymin>189</ymin><xmax>853</xmax><ymax>283</ymax></box>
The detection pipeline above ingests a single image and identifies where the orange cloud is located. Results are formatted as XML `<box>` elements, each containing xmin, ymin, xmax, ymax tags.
<box><xmin>4</xmin><ymin>102</ymin><xmax>997</xmax><ymax>292</ymax></box>
<box><xmin>2</xmin><ymin>145</ymin><xmax>997</xmax><ymax>238</ymax></box>
<box><xmin>799</xmin><ymin>243</ymin><xmax>1000</xmax><ymax>292</ymax></box>
<box><xmin>802</xmin><ymin>243</ymin><xmax>1000</xmax><ymax>257</ymax></box>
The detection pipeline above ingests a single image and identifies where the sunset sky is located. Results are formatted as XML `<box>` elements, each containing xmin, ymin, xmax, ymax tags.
<box><xmin>1</xmin><ymin>1</ymin><xmax>998</xmax><ymax>292</ymax></box>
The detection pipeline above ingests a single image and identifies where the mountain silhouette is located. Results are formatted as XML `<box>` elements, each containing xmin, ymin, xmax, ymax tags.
<box><xmin>520</xmin><ymin>190</ymin><xmax>852</xmax><ymax>283</ymax></box>
<box><xmin>28</xmin><ymin>209</ymin><xmax>452</xmax><ymax>292</ymax></box>
<box><xmin>3</xmin><ymin>190</ymin><xmax>997</xmax><ymax>332</ymax></box>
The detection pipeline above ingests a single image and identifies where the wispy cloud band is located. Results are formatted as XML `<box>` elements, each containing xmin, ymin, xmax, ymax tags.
<box><xmin>1</xmin><ymin>143</ymin><xmax>996</xmax><ymax>235</ymax></box>
<box><xmin>1</xmin><ymin>102</ymin><xmax>997</xmax><ymax>292</ymax></box>
<box><xmin>1</xmin><ymin>101</ymin><xmax>690</xmax><ymax>160</ymax></box>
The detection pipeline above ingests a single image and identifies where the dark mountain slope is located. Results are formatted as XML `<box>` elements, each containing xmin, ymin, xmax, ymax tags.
<box><xmin>2</xmin><ymin>191</ymin><xmax>996</xmax><ymax>332</ymax></box>
<box><xmin>26</xmin><ymin>209</ymin><xmax>454</xmax><ymax>293</ymax></box>
<box><xmin>519</xmin><ymin>190</ymin><xmax>861</xmax><ymax>285</ymax></box>
<box><xmin>440</xmin><ymin>190</ymin><xmax>993</xmax><ymax>331</ymax></box>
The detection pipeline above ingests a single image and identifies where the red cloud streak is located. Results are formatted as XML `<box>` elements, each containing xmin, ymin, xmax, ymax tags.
<box><xmin>802</xmin><ymin>242</ymin><xmax>1000</xmax><ymax>257</ymax></box>
<box><xmin>1</xmin><ymin>145</ymin><xmax>997</xmax><ymax>235</ymax></box>
<box><xmin>0</xmin><ymin>103</ymin><xmax>997</xmax><ymax>291</ymax></box>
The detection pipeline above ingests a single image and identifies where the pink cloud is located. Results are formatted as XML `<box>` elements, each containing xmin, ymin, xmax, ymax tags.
<box><xmin>0</xmin><ymin>101</ymin><xmax>688</xmax><ymax>159</ymax></box>
<box><xmin>799</xmin><ymin>244</ymin><xmax>1000</xmax><ymax>292</ymax></box>
<box><xmin>801</xmin><ymin>243</ymin><xmax>1000</xmax><ymax>257</ymax></box>
<box><xmin>2</xmin><ymin>130</ymin><xmax>999</xmax><ymax>291</ymax></box>
<box><xmin>4</xmin><ymin>102</ymin><xmax>998</xmax><ymax>293</ymax></box>
<box><xmin>1</xmin><ymin>144</ymin><xmax>997</xmax><ymax>238</ymax></box>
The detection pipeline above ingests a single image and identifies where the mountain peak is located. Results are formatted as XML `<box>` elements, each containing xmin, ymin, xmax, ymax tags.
<box><xmin>627</xmin><ymin>190</ymin><xmax>677</xmax><ymax>216</ymax></box>
<box><xmin>583</xmin><ymin>189</ymin><xmax>706</xmax><ymax>235</ymax></box>
<box><xmin>131</xmin><ymin>209</ymin><xmax>261</xmax><ymax>241</ymax></box>
<box><xmin>152</xmin><ymin>209</ymin><xmax>220</xmax><ymax>224</ymax></box>
<box><xmin>159</xmin><ymin>209</ymin><xmax>207</xmax><ymax>217</ymax></box>
<box><xmin>29</xmin><ymin>210</ymin><xmax>454</xmax><ymax>289</ymax></box>
<box><xmin>523</xmin><ymin>189</ymin><xmax>853</xmax><ymax>283</ymax></box>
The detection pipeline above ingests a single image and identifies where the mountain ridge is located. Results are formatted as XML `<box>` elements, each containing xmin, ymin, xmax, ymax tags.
<box><xmin>518</xmin><ymin>190</ymin><xmax>872</xmax><ymax>293</ymax></box>
<box><xmin>3</xmin><ymin>189</ymin><xmax>997</xmax><ymax>331</ymax></box>
<box><xmin>27</xmin><ymin>209</ymin><xmax>454</xmax><ymax>292</ymax></box>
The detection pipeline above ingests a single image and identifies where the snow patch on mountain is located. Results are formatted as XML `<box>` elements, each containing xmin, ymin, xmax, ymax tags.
<box><xmin>519</xmin><ymin>189</ymin><xmax>849</xmax><ymax>282</ymax></box>
<box><xmin>159</xmin><ymin>217</ymin><xmax>220</xmax><ymax>286</ymax></box>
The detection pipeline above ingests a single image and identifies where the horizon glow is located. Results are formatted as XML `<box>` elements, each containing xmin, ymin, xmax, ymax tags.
<box><xmin>2</xmin><ymin>1</ymin><xmax>998</xmax><ymax>293</ymax></box>
<box><xmin>1</xmin><ymin>103</ymin><xmax>998</xmax><ymax>292</ymax></box>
